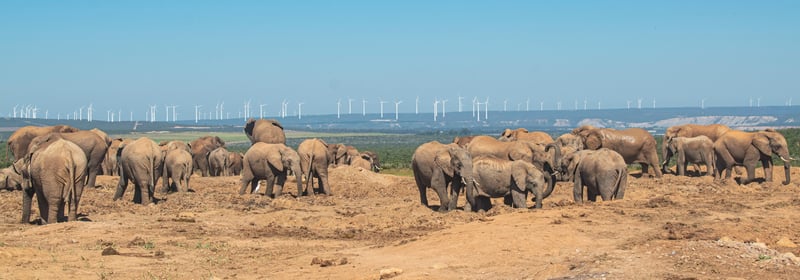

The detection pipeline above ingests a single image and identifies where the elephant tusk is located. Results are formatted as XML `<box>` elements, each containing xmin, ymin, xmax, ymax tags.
<box><xmin>472</xmin><ymin>178</ymin><xmax>480</xmax><ymax>187</ymax></box>
<box><xmin>461</xmin><ymin>177</ymin><xmax>467</xmax><ymax>185</ymax></box>
<box><xmin>780</xmin><ymin>155</ymin><xmax>795</xmax><ymax>162</ymax></box>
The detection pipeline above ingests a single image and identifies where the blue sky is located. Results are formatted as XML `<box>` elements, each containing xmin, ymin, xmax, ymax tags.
<box><xmin>2</xmin><ymin>1</ymin><xmax>798</xmax><ymax>120</ymax></box>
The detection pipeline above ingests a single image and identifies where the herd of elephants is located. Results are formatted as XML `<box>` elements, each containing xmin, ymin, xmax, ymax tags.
<box><xmin>0</xmin><ymin>118</ymin><xmax>794</xmax><ymax>225</ymax></box>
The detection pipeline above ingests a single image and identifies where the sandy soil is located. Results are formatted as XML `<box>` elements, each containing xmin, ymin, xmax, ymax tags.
<box><xmin>1</xmin><ymin>165</ymin><xmax>800</xmax><ymax>279</ymax></box>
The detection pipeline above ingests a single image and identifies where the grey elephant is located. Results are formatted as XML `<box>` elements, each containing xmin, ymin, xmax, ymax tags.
<box><xmin>160</xmin><ymin>141</ymin><xmax>193</xmax><ymax>193</ymax></box>
<box><xmin>7</xmin><ymin>124</ymin><xmax>79</xmax><ymax>161</ymax></box>
<box><xmin>29</xmin><ymin>131</ymin><xmax>108</xmax><ymax>189</ymax></box>
<box><xmin>466</xmin><ymin>135</ymin><xmax>561</xmax><ymax>186</ymax></box>
<box><xmin>0</xmin><ymin>167</ymin><xmax>23</xmax><ymax>190</ymax></box>
<box><xmin>103</xmin><ymin>138</ymin><xmax>129</xmax><ymax>176</ymax></box>
<box><xmin>114</xmin><ymin>137</ymin><xmax>164</xmax><ymax>205</ymax></box>
<box><xmin>411</xmin><ymin>141</ymin><xmax>477</xmax><ymax>212</ymax></box>
<box><xmin>573</xmin><ymin>126</ymin><xmax>662</xmax><ymax>178</ymax></box>
<box><xmin>226</xmin><ymin>152</ymin><xmax>244</xmax><ymax>176</ymax></box>
<box><xmin>190</xmin><ymin>136</ymin><xmax>225</xmax><ymax>177</ymax></box>
<box><xmin>467</xmin><ymin>157</ymin><xmax>553</xmax><ymax>211</ymax></box>
<box><xmin>244</xmin><ymin>118</ymin><xmax>286</xmax><ymax>144</ymax></box>
<box><xmin>239</xmin><ymin>143</ymin><xmax>304</xmax><ymax>197</ymax></box>
<box><xmin>361</xmin><ymin>151</ymin><xmax>381</xmax><ymax>172</ymax></box>
<box><xmin>663</xmin><ymin>124</ymin><xmax>730</xmax><ymax>162</ymax></box>
<box><xmin>561</xmin><ymin>148</ymin><xmax>628</xmax><ymax>203</ymax></box>
<box><xmin>498</xmin><ymin>128</ymin><xmax>554</xmax><ymax>145</ymax></box>
<box><xmin>208</xmin><ymin>146</ymin><xmax>230</xmax><ymax>176</ymax></box>
<box><xmin>326</xmin><ymin>143</ymin><xmax>348</xmax><ymax>166</ymax></box>
<box><xmin>17</xmin><ymin>138</ymin><xmax>87</xmax><ymax>224</ymax></box>
<box><xmin>350</xmin><ymin>153</ymin><xmax>375</xmax><ymax>171</ymax></box>
<box><xmin>714</xmin><ymin>129</ymin><xmax>793</xmax><ymax>185</ymax></box>
<box><xmin>297</xmin><ymin>138</ymin><xmax>331</xmax><ymax>195</ymax></box>
<box><xmin>662</xmin><ymin>136</ymin><xmax>715</xmax><ymax>176</ymax></box>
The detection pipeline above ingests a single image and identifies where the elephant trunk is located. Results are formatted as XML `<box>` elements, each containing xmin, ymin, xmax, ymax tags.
<box><xmin>545</xmin><ymin>143</ymin><xmax>561</xmax><ymax>174</ymax></box>
<box><xmin>21</xmin><ymin>187</ymin><xmax>33</xmax><ymax>224</ymax></box>
<box><xmin>292</xmin><ymin>163</ymin><xmax>305</xmax><ymax>196</ymax></box>
<box><xmin>541</xmin><ymin>166</ymin><xmax>556</xmax><ymax>200</ymax></box>
<box><xmin>782</xmin><ymin>160</ymin><xmax>791</xmax><ymax>185</ymax></box>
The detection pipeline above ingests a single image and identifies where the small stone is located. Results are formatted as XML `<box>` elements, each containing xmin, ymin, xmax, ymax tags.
<box><xmin>718</xmin><ymin>236</ymin><xmax>734</xmax><ymax>243</ymax></box>
<box><xmin>379</xmin><ymin>267</ymin><xmax>403</xmax><ymax>279</ymax></box>
<box><xmin>776</xmin><ymin>237</ymin><xmax>797</xmax><ymax>248</ymax></box>
<box><xmin>101</xmin><ymin>247</ymin><xmax>119</xmax><ymax>256</ymax></box>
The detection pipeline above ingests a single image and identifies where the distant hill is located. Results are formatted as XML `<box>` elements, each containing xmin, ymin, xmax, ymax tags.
<box><xmin>1</xmin><ymin>105</ymin><xmax>798</xmax><ymax>139</ymax></box>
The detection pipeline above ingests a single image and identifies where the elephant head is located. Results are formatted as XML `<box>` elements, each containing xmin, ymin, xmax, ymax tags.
<box><xmin>0</xmin><ymin>167</ymin><xmax>23</xmax><ymax>190</ymax></box>
<box><xmin>268</xmin><ymin>145</ymin><xmax>304</xmax><ymax>195</ymax></box>
<box><xmin>361</xmin><ymin>151</ymin><xmax>381</xmax><ymax>172</ymax></box>
<box><xmin>244</xmin><ymin>118</ymin><xmax>285</xmax><ymax>144</ymax></box>
<box><xmin>753</xmin><ymin>129</ymin><xmax>793</xmax><ymax>185</ymax></box>
<box><xmin>437</xmin><ymin>146</ymin><xmax>477</xmax><ymax>207</ymax></box>
<box><xmin>498</xmin><ymin>128</ymin><xmax>524</xmax><ymax>142</ymax></box>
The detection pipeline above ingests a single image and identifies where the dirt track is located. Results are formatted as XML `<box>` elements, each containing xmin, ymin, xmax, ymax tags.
<box><xmin>1</xmin><ymin>165</ymin><xmax>800</xmax><ymax>279</ymax></box>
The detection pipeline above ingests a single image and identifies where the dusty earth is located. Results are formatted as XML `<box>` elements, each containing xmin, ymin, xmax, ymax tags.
<box><xmin>1</xmin><ymin>165</ymin><xmax>800</xmax><ymax>280</ymax></box>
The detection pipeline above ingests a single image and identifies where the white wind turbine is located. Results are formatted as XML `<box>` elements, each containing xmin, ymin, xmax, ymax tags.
<box><xmin>379</xmin><ymin>98</ymin><xmax>387</xmax><ymax>118</ymax></box>
<box><xmin>415</xmin><ymin>96</ymin><xmax>419</xmax><ymax>115</ymax></box>
<box><xmin>348</xmin><ymin>97</ymin><xmax>354</xmax><ymax>114</ymax></box>
<box><xmin>172</xmin><ymin>105</ymin><xmax>179</xmax><ymax>122</ymax></box>
<box><xmin>458</xmin><ymin>95</ymin><xmax>463</xmax><ymax>112</ymax></box>
<box><xmin>259</xmin><ymin>104</ymin><xmax>266</xmax><ymax>119</ymax></box>
<box><xmin>194</xmin><ymin>105</ymin><xmax>202</xmax><ymax>123</ymax></box>
<box><xmin>441</xmin><ymin>99</ymin><xmax>448</xmax><ymax>118</ymax></box>
<box><xmin>503</xmin><ymin>99</ymin><xmax>508</xmax><ymax>112</ymax></box>
<box><xmin>361</xmin><ymin>98</ymin><xmax>367</xmax><ymax>116</ymax></box>
<box><xmin>297</xmin><ymin>102</ymin><xmax>304</xmax><ymax>119</ymax></box>
<box><xmin>165</xmin><ymin>105</ymin><xmax>170</xmax><ymax>122</ymax></box>
<box><xmin>484</xmin><ymin>97</ymin><xmax>489</xmax><ymax>120</ymax></box>
<box><xmin>394</xmin><ymin>100</ymin><xmax>402</xmax><ymax>120</ymax></box>
<box><xmin>526</xmin><ymin>98</ymin><xmax>530</xmax><ymax>111</ymax></box>
<box><xmin>87</xmin><ymin>104</ymin><xmax>93</xmax><ymax>122</ymax></box>
<box><xmin>79</xmin><ymin>106</ymin><xmax>84</xmax><ymax>121</ymax></box>
<box><xmin>472</xmin><ymin>97</ymin><xmax>477</xmax><ymax>117</ymax></box>
<box><xmin>336</xmin><ymin>99</ymin><xmax>341</xmax><ymax>119</ymax></box>
<box><xmin>433</xmin><ymin>98</ymin><xmax>439</xmax><ymax>121</ymax></box>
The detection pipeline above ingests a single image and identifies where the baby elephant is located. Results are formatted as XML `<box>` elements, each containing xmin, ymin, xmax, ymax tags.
<box><xmin>467</xmin><ymin>157</ymin><xmax>554</xmax><ymax>211</ymax></box>
<box><xmin>662</xmin><ymin>135</ymin><xmax>715</xmax><ymax>176</ymax></box>
<box><xmin>562</xmin><ymin>148</ymin><xmax>628</xmax><ymax>203</ymax></box>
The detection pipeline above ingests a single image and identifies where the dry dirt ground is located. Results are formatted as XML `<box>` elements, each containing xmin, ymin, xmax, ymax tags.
<box><xmin>2</xmin><ymin>165</ymin><xmax>800</xmax><ymax>279</ymax></box>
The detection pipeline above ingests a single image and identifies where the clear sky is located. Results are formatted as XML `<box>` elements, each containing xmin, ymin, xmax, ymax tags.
<box><xmin>2</xmin><ymin>1</ymin><xmax>798</xmax><ymax>120</ymax></box>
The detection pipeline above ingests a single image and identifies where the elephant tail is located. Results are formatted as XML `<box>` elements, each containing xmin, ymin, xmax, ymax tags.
<box><xmin>612</xmin><ymin>168</ymin><xmax>625</xmax><ymax>200</ymax></box>
<box><xmin>305</xmin><ymin>153</ymin><xmax>314</xmax><ymax>188</ymax></box>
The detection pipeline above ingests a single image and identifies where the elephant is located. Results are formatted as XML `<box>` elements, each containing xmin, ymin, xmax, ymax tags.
<box><xmin>161</xmin><ymin>149</ymin><xmax>192</xmax><ymax>193</ymax></box>
<box><xmin>361</xmin><ymin>151</ymin><xmax>381</xmax><ymax>172</ymax></box>
<box><xmin>663</xmin><ymin>124</ymin><xmax>731</xmax><ymax>168</ymax></box>
<box><xmin>326</xmin><ymin>143</ymin><xmax>348</xmax><ymax>166</ymax></box>
<box><xmin>573</xmin><ymin>127</ymin><xmax>662</xmax><ymax>178</ymax></box>
<box><xmin>89</xmin><ymin>128</ymin><xmax>113</xmax><ymax>149</ymax></box>
<box><xmin>453</xmin><ymin>135</ymin><xmax>479</xmax><ymax>148</ymax></box>
<box><xmin>297</xmin><ymin>138</ymin><xmax>331</xmax><ymax>195</ymax></box>
<box><xmin>0</xmin><ymin>167</ymin><xmax>23</xmax><ymax>190</ymax></box>
<box><xmin>102</xmin><ymin>138</ymin><xmax>131</xmax><ymax>176</ymax></box>
<box><xmin>190</xmin><ymin>136</ymin><xmax>225</xmax><ymax>177</ymax></box>
<box><xmin>342</xmin><ymin>145</ymin><xmax>360</xmax><ymax>165</ymax></box>
<box><xmin>661</xmin><ymin>136</ymin><xmax>715</xmax><ymax>176</ymax></box>
<box><xmin>554</xmin><ymin>133</ymin><xmax>584</xmax><ymax>155</ymax></box>
<box><xmin>466</xmin><ymin>157</ymin><xmax>553</xmax><ymax>211</ymax></box>
<box><xmin>466</xmin><ymin>135</ymin><xmax>561</xmax><ymax>184</ymax></box>
<box><xmin>226</xmin><ymin>152</ymin><xmax>244</xmax><ymax>176</ymax></box>
<box><xmin>411</xmin><ymin>141</ymin><xmax>477</xmax><ymax>212</ymax></box>
<box><xmin>561</xmin><ymin>148</ymin><xmax>628</xmax><ymax>203</ymax></box>
<box><xmin>114</xmin><ymin>137</ymin><xmax>164</xmax><ymax>205</ymax></box>
<box><xmin>208</xmin><ymin>146</ymin><xmax>230</xmax><ymax>176</ymax></box>
<box><xmin>239</xmin><ymin>143</ymin><xmax>304</xmax><ymax>197</ymax></box>
<box><xmin>17</xmin><ymin>138</ymin><xmax>87</xmax><ymax>224</ymax></box>
<box><xmin>350</xmin><ymin>153</ymin><xmax>375</xmax><ymax>171</ymax></box>
<box><xmin>28</xmin><ymin>131</ymin><xmax>108</xmax><ymax>189</ymax></box>
<box><xmin>244</xmin><ymin>118</ymin><xmax>286</xmax><ymax>144</ymax></box>
<box><xmin>498</xmin><ymin>128</ymin><xmax>554</xmax><ymax>144</ymax></box>
<box><xmin>713</xmin><ymin>129</ymin><xmax>793</xmax><ymax>185</ymax></box>
<box><xmin>7</xmin><ymin>124</ymin><xmax>79</xmax><ymax>161</ymax></box>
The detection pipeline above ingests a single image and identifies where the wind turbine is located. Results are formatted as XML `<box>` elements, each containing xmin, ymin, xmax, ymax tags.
<box><xmin>298</xmin><ymin>102</ymin><xmax>304</xmax><ymax>119</ymax></box>
<box><xmin>336</xmin><ymin>99</ymin><xmax>341</xmax><ymax>119</ymax></box>
<box><xmin>379</xmin><ymin>98</ymin><xmax>387</xmax><ymax>118</ymax></box>
<box><xmin>458</xmin><ymin>95</ymin><xmax>463</xmax><ymax>112</ymax></box>
<box><xmin>472</xmin><ymin>97</ymin><xmax>477</xmax><ymax>117</ymax></box>
<box><xmin>220</xmin><ymin>102</ymin><xmax>225</xmax><ymax>120</ymax></box>
<box><xmin>557</xmin><ymin>101</ymin><xmax>562</xmax><ymax>111</ymax></box>
<box><xmin>394</xmin><ymin>100</ymin><xmax>402</xmax><ymax>120</ymax></box>
<box><xmin>540</xmin><ymin>101</ymin><xmax>544</xmax><ymax>111</ymax></box>
<box><xmin>484</xmin><ymin>97</ymin><xmax>489</xmax><ymax>120</ymax></box>
<box><xmin>757</xmin><ymin>97</ymin><xmax>761</xmax><ymax>107</ymax></box>
<box><xmin>701</xmin><ymin>98</ymin><xmax>706</xmax><ymax>109</ymax></box>
<box><xmin>637</xmin><ymin>98</ymin><xmax>642</xmax><ymax>109</ymax></box>
<box><xmin>415</xmin><ymin>96</ymin><xmax>419</xmax><ymax>114</ymax></box>
<box><xmin>172</xmin><ymin>105</ymin><xmax>179</xmax><ymax>122</ymax></box>
<box><xmin>87</xmin><ymin>104</ymin><xmax>93</xmax><ymax>122</ymax></box>
<box><xmin>165</xmin><ymin>105</ymin><xmax>170</xmax><ymax>122</ymax></box>
<box><xmin>348</xmin><ymin>97</ymin><xmax>354</xmax><ymax>114</ymax></box>
<box><xmin>526</xmin><ymin>98</ymin><xmax>530</xmax><ymax>111</ymax></box>
<box><xmin>503</xmin><ymin>99</ymin><xmax>508</xmax><ymax>112</ymax></box>
<box><xmin>433</xmin><ymin>98</ymin><xmax>439</xmax><ymax>121</ymax></box>
<box><xmin>652</xmin><ymin>98</ymin><xmax>656</xmax><ymax>109</ymax></box>
<box><xmin>79</xmin><ymin>106</ymin><xmax>84</xmax><ymax>121</ymax></box>
<box><xmin>259</xmin><ymin>104</ymin><xmax>266</xmax><ymax>119</ymax></box>
<box><xmin>583</xmin><ymin>98</ymin><xmax>587</xmax><ymax>110</ymax></box>
<box><xmin>627</xmin><ymin>100</ymin><xmax>631</xmax><ymax>109</ymax></box>
<box><xmin>441</xmin><ymin>99</ymin><xmax>448</xmax><ymax>118</ymax></box>
<box><xmin>361</xmin><ymin>98</ymin><xmax>367</xmax><ymax>116</ymax></box>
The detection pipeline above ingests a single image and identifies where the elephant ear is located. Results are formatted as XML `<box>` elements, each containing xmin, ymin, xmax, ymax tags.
<box><xmin>270</xmin><ymin>120</ymin><xmax>284</xmax><ymax>130</ymax></box>
<box><xmin>434</xmin><ymin>152</ymin><xmax>455</xmax><ymax>178</ymax></box>
<box><xmin>753</xmin><ymin>133</ymin><xmax>773</xmax><ymax>157</ymax></box>
<box><xmin>244</xmin><ymin>119</ymin><xmax>256</xmax><ymax>138</ymax></box>
<box><xmin>567</xmin><ymin>154</ymin><xmax>581</xmax><ymax>182</ymax></box>
<box><xmin>214</xmin><ymin>136</ymin><xmax>226</xmax><ymax>147</ymax></box>
<box><xmin>317</xmin><ymin>138</ymin><xmax>329</xmax><ymax>148</ymax></box>
<box><xmin>585</xmin><ymin>131</ymin><xmax>603</xmax><ymax>150</ymax></box>
<box><xmin>266</xmin><ymin>148</ymin><xmax>284</xmax><ymax>171</ymax></box>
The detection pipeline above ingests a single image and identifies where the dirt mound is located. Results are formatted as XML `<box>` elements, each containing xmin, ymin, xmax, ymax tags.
<box><xmin>0</xmin><ymin>167</ymin><xmax>799</xmax><ymax>279</ymax></box>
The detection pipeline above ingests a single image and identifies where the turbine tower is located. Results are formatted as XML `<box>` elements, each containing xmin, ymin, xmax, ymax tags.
<box><xmin>298</xmin><ymin>102</ymin><xmax>304</xmax><ymax>119</ymax></box>
<box><xmin>441</xmin><ymin>99</ymin><xmax>448</xmax><ymax>118</ymax></box>
<box><xmin>379</xmin><ymin>98</ymin><xmax>387</xmax><ymax>118</ymax></box>
<box><xmin>526</xmin><ymin>98</ymin><xmax>530</xmax><ymax>111</ymax></box>
<box><xmin>394</xmin><ymin>100</ymin><xmax>402</xmax><ymax>120</ymax></box>
<box><xmin>637</xmin><ymin>98</ymin><xmax>642</xmax><ymax>109</ymax></box>
<box><xmin>348</xmin><ymin>97</ymin><xmax>354</xmax><ymax>114</ymax></box>
<box><xmin>362</xmin><ymin>98</ymin><xmax>367</xmax><ymax>116</ymax></box>
<box><xmin>701</xmin><ymin>98</ymin><xmax>706</xmax><ymax>109</ymax></box>
<box><xmin>433</xmin><ymin>98</ymin><xmax>439</xmax><ymax>121</ymax></box>
<box><xmin>336</xmin><ymin>99</ymin><xmax>341</xmax><ymax>119</ymax></box>
<box><xmin>503</xmin><ymin>99</ymin><xmax>508</xmax><ymax>112</ymax></box>
<box><xmin>87</xmin><ymin>104</ymin><xmax>93</xmax><ymax>122</ymax></box>
<box><xmin>472</xmin><ymin>97</ymin><xmax>477</xmax><ymax>117</ymax></box>
<box><xmin>458</xmin><ymin>95</ymin><xmax>463</xmax><ymax>112</ymax></box>
<box><xmin>415</xmin><ymin>96</ymin><xmax>419</xmax><ymax>114</ymax></box>
<box><xmin>79</xmin><ymin>106</ymin><xmax>84</xmax><ymax>121</ymax></box>
<box><xmin>194</xmin><ymin>105</ymin><xmax>202</xmax><ymax>123</ymax></box>
<box><xmin>484</xmin><ymin>97</ymin><xmax>489</xmax><ymax>120</ymax></box>
<box><xmin>259</xmin><ymin>104</ymin><xmax>266</xmax><ymax>119</ymax></box>
<box><xmin>540</xmin><ymin>101</ymin><xmax>544</xmax><ymax>111</ymax></box>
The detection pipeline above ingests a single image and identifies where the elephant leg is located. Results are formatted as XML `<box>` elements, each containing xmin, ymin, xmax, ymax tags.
<box><xmin>511</xmin><ymin>190</ymin><xmax>528</xmax><ymax>209</ymax></box>
<box><xmin>319</xmin><ymin>173</ymin><xmax>332</xmax><ymax>196</ymax></box>
<box><xmin>762</xmin><ymin>158</ymin><xmax>773</xmax><ymax>182</ymax></box>
<box><xmin>274</xmin><ymin>174</ymin><xmax>287</xmax><ymax>197</ymax></box>
<box><xmin>21</xmin><ymin>188</ymin><xmax>34</xmax><ymax>223</ymax></box>
<box><xmin>238</xmin><ymin>178</ymin><xmax>251</xmax><ymax>195</ymax></box>
<box><xmin>140</xmin><ymin>183</ymin><xmax>152</xmax><ymax>205</ymax></box>
<box><xmin>113</xmin><ymin>173</ymin><xmax>129</xmax><ymax>201</ymax></box>
<box><xmin>743</xmin><ymin>163</ymin><xmax>757</xmax><ymax>184</ymax></box>
<box><xmin>430</xmin><ymin>172</ymin><xmax>449</xmax><ymax>212</ymax></box>
<box><xmin>616</xmin><ymin>170</ymin><xmax>628</xmax><ymax>199</ymax></box>
<box><xmin>587</xmin><ymin>186</ymin><xmax>599</xmax><ymax>202</ymax></box>
<box><xmin>418</xmin><ymin>185</ymin><xmax>429</xmax><ymax>207</ymax></box>
<box><xmin>47</xmin><ymin>200</ymin><xmax>60</xmax><ymax>224</ymax></box>
<box><xmin>86</xmin><ymin>168</ymin><xmax>99</xmax><ymax>189</ymax></box>
<box><xmin>448</xmin><ymin>179</ymin><xmax>462</xmax><ymax>211</ymax></box>
<box><xmin>573</xmin><ymin>173</ymin><xmax>584</xmax><ymax>204</ymax></box>
<box><xmin>264</xmin><ymin>176</ymin><xmax>276</xmax><ymax>197</ymax></box>
<box><xmin>640</xmin><ymin>163</ymin><xmax>649</xmax><ymax>177</ymax></box>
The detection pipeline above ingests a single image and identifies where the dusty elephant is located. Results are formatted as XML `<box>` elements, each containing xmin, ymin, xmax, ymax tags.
<box><xmin>663</xmin><ymin>124</ymin><xmax>730</xmax><ymax>163</ymax></box>
<box><xmin>360</xmin><ymin>151</ymin><xmax>381</xmax><ymax>172</ymax></box>
<box><xmin>467</xmin><ymin>157</ymin><xmax>553</xmax><ymax>211</ymax></box>
<box><xmin>17</xmin><ymin>138</ymin><xmax>88</xmax><ymax>224</ymax></box>
<box><xmin>190</xmin><ymin>136</ymin><xmax>225</xmax><ymax>177</ymax></box>
<box><xmin>326</xmin><ymin>143</ymin><xmax>348</xmax><ymax>166</ymax></box>
<box><xmin>114</xmin><ymin>137</ymin><xmax>164</xmax><ymax>205</ymax></box>
<box><xmin>226</xmin><ymin>152</ymin><xmax>244</xmax><ymax>176</ymax></box>
<box><xmin>30</xmin><ymin>131</ymin><xmax>108</xmax><ymax>189</ymax></box>
<box><xmin>714</xmin><ymin>129</ymin><xmax>793</xmax><ymax>185</ymax></box>
<box><xmin>562</xmin><ymin>148</ymin><xmax>628</xmax><ymax>203</ymax></box>
<box><xmin>350</xmin><ymin>153</ymin><xmax>376</xmax><ymax>171</ymax></box>
<box><xmin>208</xmin><ymin>146</ymin><xmax>230</xmax><ymax>176</ymax></box>
<box><xmin>574</xmin><ymin>127</ymin><xmax>662</xmax><ymax>178</ymax></box>
<box><xmin>662</xmin><ymin>136</ymin><xmax>715</xmax><ymax>176</ymax></box>
<box><xmin>244</xmin><ymin>118</ymin><xmax>286</xmax><ymax>144</ymax></box>
<box><xmin>466</xmin><ymin>135</ymin><xmax>561</xmax><ymax>183</ymax></box>
<box><xmin>103</xmin><ymin>138</ymin><xmax>129</xmax><ymax>176</ymax></box>
<box><xmin>0</xmin><ymin>167</ymin><xmax>24</xmax><ymax>191</ymax></box>
<box><xmin>297</xmin><ymin>138</ymin><xmax>331</xmax><ymax>195</ymax></box>
<box><xmin>498</xmin><ymin>128</ymin><xmax>554</xmax><ymax>144</ymax></box>
<box><xmin>7</xmin><ymin>125</ymin><xmax>79</xmax><ymax>161</ymax></box>
<box><xmin>411</xmin><ymin>141</ymin><xmax>477</xmax><ymax>212</ymax></box>
<box><xmin>160</xmin><ymin>141</ymin><xmax>193</xmax><ymax>193</ymax></box>
<box><xmin>239</xmin><ymin>143</ymin><xmax>303</xmax><ymax>197</ymax></box>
